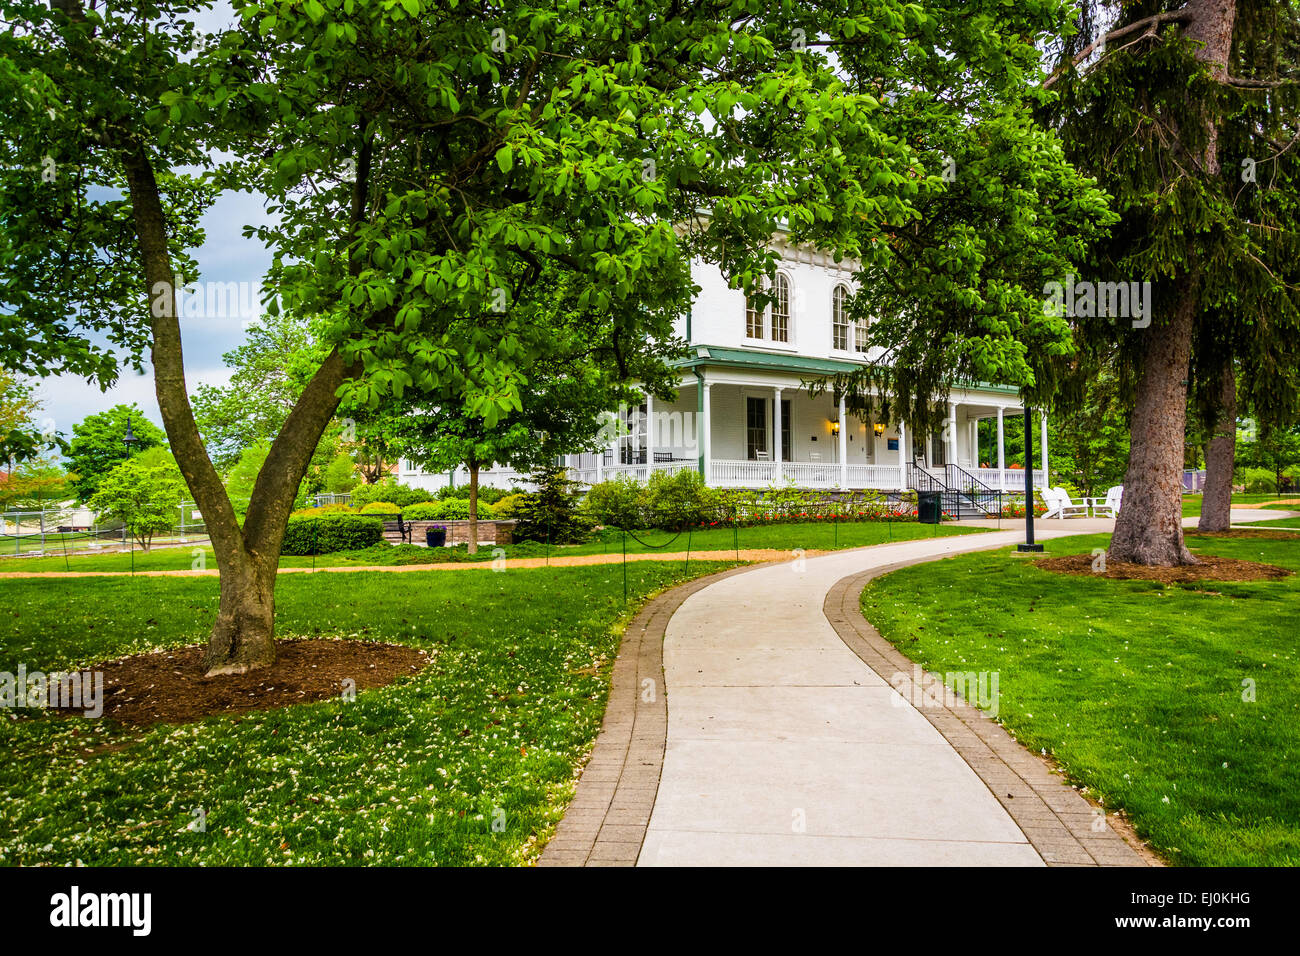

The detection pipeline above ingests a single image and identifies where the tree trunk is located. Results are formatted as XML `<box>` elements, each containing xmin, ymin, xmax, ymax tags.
<box><xmin>1197</xmin><ymin>364</ymin><xmax>1236</xmax><ymax>532</ymax></box>
<box><xmin>467</xmin><ymin>458</ymin><xmax>480</xmax><ymax>556</ymax></box>
<box><xmin>119</xmin><ymin>147</ymin><xmax>355</xmax><ymax>675</ymax></box>
<box><xmin>1109</xmin><ymin>287</ymin><xmax>1199</xmax><ymax>565</ymax></box>
<box><xmin>203</xmin><ymin>549</ymin><xmax>278</xmax><ymax>676</ymax></box>
<box><xmin>1109</xmin><ymin>0</ymin><xmax>1237</xmax><ymax>565</ymax></box>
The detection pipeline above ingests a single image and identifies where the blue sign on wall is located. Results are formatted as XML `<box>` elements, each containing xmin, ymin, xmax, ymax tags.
<box><xmin>887</xmin><ymin>438</ymin><xmax>899</xmax><ymax>451</ymax></box>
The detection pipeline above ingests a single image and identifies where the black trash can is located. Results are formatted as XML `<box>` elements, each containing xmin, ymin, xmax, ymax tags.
<box><xmin>425</xmin><ymin>527</ymin><xmax>447</xmax><ymax>548</ymax></box>
<box><xmin>917</xmin><ymin>490</ymin><xmax>941</xmax><ymax>524</ymax></box>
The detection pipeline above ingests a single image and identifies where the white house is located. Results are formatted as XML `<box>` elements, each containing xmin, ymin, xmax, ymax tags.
<box><xmin>401</xmin><ymin>233</ymin><xmax>1048</xmax><ymax>495</ymax></box>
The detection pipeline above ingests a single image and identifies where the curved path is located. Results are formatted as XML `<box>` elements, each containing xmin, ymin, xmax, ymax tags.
<box><xmin>543</xmin><ymin>530</ymin><xmax>1153</xmax><ymax>867</ymax></box>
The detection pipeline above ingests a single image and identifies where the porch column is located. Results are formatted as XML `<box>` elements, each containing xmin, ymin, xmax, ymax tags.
<box><xmin>772</xmin><ymin>386</ymin><xmax>783</xmax><ymax>483</ymax></box>
<box><xmin>947</xmin><ymin>401</ymin><xmax>957</xmax><ymax>468</ymax></box>
<box><xmin>838</xmin><ymin>395</ymin><xmax>848</xmax><ymax>489</ymax></box>
<box><xmin>996</xmin><ymin>406</ymin><xmax>1006</xmax><ymax>492</ymax></box>
<box><xmin>645</xmin><ymin>391</ymin><xmax>655</xmax><ymax>477</ymax></box>
<box><xmin>1040</xmin><ymin>410</ymin><xmax>1049</xmax><ymax>483</ymax></box>
<box><xmin>897</xmin><ymin>420</ymin><xmax>908</xmax><ymax>490</ymax></box>
<box><xmin>702</xmin><ymin>382</ymin><xmax>712</xmax><ymax>484</ymax></box>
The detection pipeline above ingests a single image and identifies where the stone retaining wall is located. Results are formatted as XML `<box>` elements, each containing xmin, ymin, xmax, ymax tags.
<box><xmin>382</xmin><ymin>519</ymin><xmax>516</xmax><ymax>547</ymax></box>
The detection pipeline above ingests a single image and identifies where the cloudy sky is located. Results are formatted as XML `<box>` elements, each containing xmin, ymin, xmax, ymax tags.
<box><xmin>29</xmin><ymin>2</ymin><xmax>265</xmax><ymax>438</ymax></box>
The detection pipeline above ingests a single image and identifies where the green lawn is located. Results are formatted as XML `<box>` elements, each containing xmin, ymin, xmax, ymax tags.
<box><xmin>0</xmin><ymin>519</ymin><xmax>982</xmax><ymax>574</ymax></box>
<box><xmin>0</xmin><ymin>561</ymin><xmax>735</xmax><ymax>866</ymax></box>
<box><xmin>1181</xmin><ymin>492</ymin><xmax>1298</xmax><ymax>517</ymax></box>
<box><xmin>1237</xmin><ymin>515</ymin><xmax>1300</xmax><ymax>529</ymax></box>
<box><xmin>862</xmin><ymin>531</ymin><xmax>1300</xmax><ymax>866</ymax></box>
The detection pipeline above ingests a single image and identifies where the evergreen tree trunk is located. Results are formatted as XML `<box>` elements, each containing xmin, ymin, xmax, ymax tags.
<box><xmin>1198</xmin><ymin>364</ymin><xmax>1236</xmax><ymax>532</ymax></box>
<box><xmin>1109</xmin><ymin>288</ymin><xmax>1199</xmax><ymax>565</ymax></box>
<box><xmin>1108</xmin><ymin>0</ymin><xmax>1238</xmax><ymax>566</ymax></box>
<box><xmin>467</xmin><ymin>458</ymin><xmax>480</xmax><ymax>556</ymax></box>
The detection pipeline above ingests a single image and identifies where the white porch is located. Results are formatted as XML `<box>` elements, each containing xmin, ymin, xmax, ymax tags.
<box><xmin>399</xmin><ymin>364</ymin><xmax>1050</xmax><ymax>494</ymax></box>
<box><xmin>562</xmin><ymin>373</ymin><xmax>1048</xmax><ymax>492</ymax></box>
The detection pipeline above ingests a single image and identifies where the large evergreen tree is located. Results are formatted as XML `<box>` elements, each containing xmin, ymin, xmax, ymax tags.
<box><xmin>1045</xmin><ymin>0</ymin><xmax>1300</xmax><ymax>561</ymax></box>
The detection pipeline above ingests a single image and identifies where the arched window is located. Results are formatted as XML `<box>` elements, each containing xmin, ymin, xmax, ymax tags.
<box><xmin>745</xmin><ymin>288</ymin><xmax>763</xmax><ymax>339</ymax></box>
<box><xmin>771</xmin><ymin>273</ymin><xmax>791</xmax><ymax>342</ymax></box>
<box><xmin>832</xmin><ymin>284</ymin><xmax>850</xmax><ymax>350</ymax></box>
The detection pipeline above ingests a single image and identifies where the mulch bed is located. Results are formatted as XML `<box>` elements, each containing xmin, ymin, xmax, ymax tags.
<box><xmin>50</xmin><ymin>638</ymin><xmax>428</xmax><ymax>727</ymax></box>
<box><xmin>1036</xmin><ymin>552</ymin><xmax>1292</xmax><ymax>584</ymax></box>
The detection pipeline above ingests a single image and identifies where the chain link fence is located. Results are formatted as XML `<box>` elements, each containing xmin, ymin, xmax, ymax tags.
<box><xmin>0</xmin><ymin>502</ymin><xmax>209</xmax><ymax>559</ymax></box>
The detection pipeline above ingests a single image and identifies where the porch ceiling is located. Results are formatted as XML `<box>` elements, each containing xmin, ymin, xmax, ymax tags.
<box><xmin>673</xmin><ymin>345</ymin><xmax>1022</xmax><ymax>397</ymax></box>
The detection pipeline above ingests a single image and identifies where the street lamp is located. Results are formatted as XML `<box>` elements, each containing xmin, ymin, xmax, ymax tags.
<box><xmin>122</xmin><ymin>415</ymin><xmax>137</xmax><ymax>571</ymax></box>
<box><xmin>1017</xmin><ymin>406</ymin><xmax>1043</xmax><ymax>553</ymax></box>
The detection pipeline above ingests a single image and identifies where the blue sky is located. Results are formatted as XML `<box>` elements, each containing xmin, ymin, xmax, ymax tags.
<box><xmin>28</xmin><ymin>2</ymin><xmax>269</xmax><ymax>438</ymax></box>
<box><xmin>31</xmin><ymin>188</ymin><xmax>274</xmax><ymax>437</ymax></box>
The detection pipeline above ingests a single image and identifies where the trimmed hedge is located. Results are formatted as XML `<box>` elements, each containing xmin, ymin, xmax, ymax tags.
<box><xmin>350</xmin><ymin>481</ymin><xmax>435</xmax><ymax>510</ymax></box>
<box><xmin>283</xmin><ymin>514</ymin><xmax>385</xmax><ymax>555</ymax></box>
<box><xmin>434</xmin><ymin>484</ymin><xmax>515</xmax><ymax>504</ymax></box>
<box><xmin>401</xmin><ymin>499</ymin><xmax>494</xmax><ymax>520</ymax></box>
<box><xmin>360</xmin><ymin>501</ymin><xmax>402</xmax><ymax>514</ymax></box>
<box><xmin>491</xmin><ymin>493</ymin><xmax>526</xmax><ymax>519</ymax></box>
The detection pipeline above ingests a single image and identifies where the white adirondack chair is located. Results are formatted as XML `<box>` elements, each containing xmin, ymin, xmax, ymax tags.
<box><xmin>1090</xmin><ymin>485</ymin><xmax>1123</xmax><ymax>518</ymax></box>
<box><xmin>1042</xmin><ymin>487</ymin><xmax>1090</xmax><ymax>519</ymax></box>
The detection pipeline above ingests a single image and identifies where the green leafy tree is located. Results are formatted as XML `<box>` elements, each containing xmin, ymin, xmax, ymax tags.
<box><xmin>1047</xmin><ymin>367</ymin><xmax>1131</xmax><ymax>498</ymax></box>
<box><xmin>192</xmin><ymin>311</ymin><xmax>322</xmax><ymax>469</ymax></box>
<box><xmin>2</xmin><ymin>0</ymin><xmax>1092</xmax><ymax>675</ymax></box>
<box><xmin>65</xmin><ymin>404</ymin><xmax>166</xmax><ymax>503</ymax></box>
<box><xmin>86</xmin><ymin>456</ymin><xmax>186</xmax><ymax>550</ymax></box>
<box><xmin>321</xmin><ymin>454</ymin><xmax>359</xmax><ymax>494</ymax></box>
<box><xmin>1041</xmin><ymin>0</ymin><xmax>1300</xmax><ymax>561</ymax></box>
<box><xmin>817</xmin><ymin>2</ymin><xmax>1114</xmax><ymax>440</ymax></box>
<box><xmin>1238</xmin><ymin>421</ymin><xmax>1300</xmax><ymax>490</ymax></box>
<box><xmin>0</xmin><ymin>369</ymin><xmax>59</xmax><ymax>465</ymax></box>
<box><xmin>0</xmin><ymin>455</ymin><xmax>74</xmax><ymax>510</ymax></box>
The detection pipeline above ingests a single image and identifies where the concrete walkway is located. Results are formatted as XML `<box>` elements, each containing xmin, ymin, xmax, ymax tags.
<box><xmin>639</xmin><ymin>529</ymin><xmax>1083</xmax><ymax>866</ymax></box>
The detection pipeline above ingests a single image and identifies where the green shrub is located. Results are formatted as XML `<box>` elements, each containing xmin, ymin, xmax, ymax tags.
<box><xmin>359</xmin><ymin>501</ymin><xmax>402</xmax><ymax>514</ymax></box>
<box><xmin>581</xmin><ymin>476</ymin><xmax>646</xmax><ymax>528</ymax></box>
<box><xmin>400</xmin><ymin>499</ymin><xmax>493</xmax><ymax>520</ymax></box>
<box><xmin>400</xmin><ymin>502</ymin><xmax>444</xmax><ymax>521</ymax></box>
<box><xmin>1236</xmin><ymin>466</ymin><xmax>1277</xmax><ymax>494</ymax></box>
<box><xmin>645</xmin><ymin>469</ymin><xmax>716</xmax><ymax>529</ymax></box>
<box><xmin>491</xmin><ymin>493</ymin><xmax>526</xmax><ymax>519</ymax></box>
<box><xmin>435</xmin><ymin>484</ymin><xmax>514</xmax><ymax>504</ymax></box>
<box><xmin>350</xmin><ymin>481</ymin><xmax>435</xmax><ymax>510</ymax></box>
<box><xmin>290</xmin><ymin>503</ymin><xmax>354</xmax><ymax>518</ymax></box>
<box><xmin>282</xmin><ymin>514</ymin><xmax>385</xmax><ymax>555</ymax></box>
<box><xmin>435</xmin><ymin>498</ymin><xmax>494</xmax><ymax>519</ymax></box>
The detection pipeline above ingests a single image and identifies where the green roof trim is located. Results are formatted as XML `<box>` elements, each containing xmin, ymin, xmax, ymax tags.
<box><xmin>671</xmin><ymin>345</ymin><xmax>1020</xmax><ymax>395</ymax></box>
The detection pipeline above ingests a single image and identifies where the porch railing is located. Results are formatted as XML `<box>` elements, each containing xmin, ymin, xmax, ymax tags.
<box><xmin>944</xmin><ymin>463</ymin><xmax>1000</xmax><ymax>516</ymax></box>
<box><xmin>848</xmin><ymin>464</ymin><xmax>904</xmax><ymax>488</ymax></box>
<box><xmin>971</xmin><ymin>467</ymin><xmax>1047</xmax><ymax>489</ymax></box>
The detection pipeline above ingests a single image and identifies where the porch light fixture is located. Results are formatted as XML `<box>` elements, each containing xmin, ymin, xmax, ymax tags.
<box><xmin>829</xmin><ymin>419</ymin><xmax>840</xmax><ymax>436</ymax></box>
<box><xmin>872</xmin><ymin>422</ymin><xmax>886</xmax><ymax>437</ymax></box>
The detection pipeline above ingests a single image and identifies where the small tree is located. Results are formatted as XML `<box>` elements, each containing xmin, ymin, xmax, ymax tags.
<box><xmin>66</xmin><ymin>405</ymin><xmax>166</xmax><ymax>503</ymax></box>
<box><xmin>513</xmin><ymin>465</ymin><xmax>592</xmax><ymax>545</ymax></box>
<box><xmin>88</xmin><ymin>457</ymin><xmax>186</xmax><ymax>551</ymax></box>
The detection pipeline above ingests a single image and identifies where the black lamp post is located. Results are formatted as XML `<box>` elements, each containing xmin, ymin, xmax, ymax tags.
<box><xmin>1017</xmin><ymin>406</ymin><xmax>1043</xmax><ymax>553</ymax></box>
<box><xmin>123</xmin><ymin>415</ymin><xmax>138</xmax><ymax>571</ymax></box>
